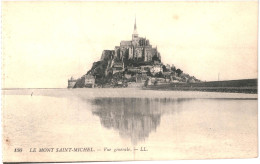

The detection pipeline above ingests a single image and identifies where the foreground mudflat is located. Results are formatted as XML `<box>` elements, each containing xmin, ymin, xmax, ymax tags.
<box><xmin>2</xmin><ymin>89</ymin><xmax>257</xmax><ymax>161</ymax></box>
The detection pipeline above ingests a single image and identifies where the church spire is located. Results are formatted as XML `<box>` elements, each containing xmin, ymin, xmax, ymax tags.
<box><xmin>132</xmin><ymin>15</ymin><xmax>138</xmax><ymax>41</ymax></box>
<box><xmin>134</xmin><ymin>16</ymin><xmax>137</xmax><ymax>30</ymax></box>
<box><xmin>133</xmin><ymin>16</ymin><xmax>138</xmax><ymax>35</ymax></box>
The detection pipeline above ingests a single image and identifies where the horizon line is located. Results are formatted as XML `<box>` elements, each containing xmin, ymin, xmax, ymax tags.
<box><xmin>1</xmin><ymin>78</ymin><xmax>258</xmax><ymax>90</ymax></box>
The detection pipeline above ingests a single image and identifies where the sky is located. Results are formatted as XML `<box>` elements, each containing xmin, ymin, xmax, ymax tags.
<box><xmin>2</xmin><ymin>1</ymin><xmax>258</xmax><ymax>88</ymax></box>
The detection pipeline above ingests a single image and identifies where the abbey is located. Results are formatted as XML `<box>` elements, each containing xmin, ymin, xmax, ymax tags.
<box><xmin>69</xmin><ymin>17</ymin><xmax>200</xmax><ymax>88</ymax></box>
<box><xmin>101</xmin><ymin>18</ymin><xmax>161</xmax><ymax>63</ymax></box>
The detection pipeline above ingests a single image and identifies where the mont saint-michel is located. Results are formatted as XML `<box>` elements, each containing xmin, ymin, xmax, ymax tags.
<box><xmin>68</xmin><ymin>18</ymin><xmax>200</xmax><ymax>89</ymax></box>
<box><xmin>67</xmin><ymin>18</ymin><xmax>257</xmax><ymax>94</ymax></box>
<box><xmin>2</xmin><ymin>1</ymin><xmax>258</xmax><ymax>162</ymax></box>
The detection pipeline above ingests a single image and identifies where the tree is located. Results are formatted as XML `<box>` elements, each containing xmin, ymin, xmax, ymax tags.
<box><xmin>155</xmin><ymin>71</ymin><xmax>164</xmax><ymax>78</ymax></box>
<box><xmin>171</xmin><ymin>66</ymin><xmax>176</xmax><ymax>72</ymax></box>
<box><xmin>144</xmin><ymin>79</ymin><xmax>149</xmax><ymax>87</ymax></box>
<box><xmin>176</xmin><ymin>69</ymin><xmax>183</xmax><ymax>77</ymax></box>
<box><xmin>152</xmin><ymin>55</ymin><xmax>161</xmax><ymax>62</ymax></box>
<box><xmin>93</xmin><ymin>66</ymin><xmax>103</xmax><ymax>77</ymax></box>
<box><xmin>147</xmin><ymin>69</ymin><xmax>153</xmax><ymax>77</ymax></box>
<box><xmin>162</xmin><ymin>65</ymin><xmax>167</xmax><ymax>72</ymax></box>
<box><xmin>154</xmin><ymin>80</ymin><xmax>158</xmax><ymax>86</ymax></box>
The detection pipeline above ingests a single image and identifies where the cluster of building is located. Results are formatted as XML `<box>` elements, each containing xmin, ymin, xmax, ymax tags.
<box><xmin>68</xmin><ymin>18</ymin><xmax>199</xmax><ymax>88</ymax></box>
<box><xmin>104</xmin><ymin>19</ymin><xmax>165</xmax><ymax>79</ymax></box>
<box><xmin>68</xmin><ymin>75</ymin><xmax>95</xmax><ymax>88</ymax></box>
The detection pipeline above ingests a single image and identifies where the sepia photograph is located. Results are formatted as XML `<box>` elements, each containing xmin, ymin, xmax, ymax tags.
<box><xmin>1</xmin><ymin>0</ymin><xmax>258</xmax><ymax>162</ymax></box>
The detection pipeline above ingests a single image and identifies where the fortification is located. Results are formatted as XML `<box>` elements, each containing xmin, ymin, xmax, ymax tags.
<box><xmin>68</xmin><ymin>17</ymin><xmax>200</xmax><ymax>88</ymax></box>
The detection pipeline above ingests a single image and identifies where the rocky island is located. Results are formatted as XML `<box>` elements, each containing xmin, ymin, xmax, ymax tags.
<box><xmin>68</xmin><ymin>18</ymin><xmax>201</xmax><ymax>88</ymax></box>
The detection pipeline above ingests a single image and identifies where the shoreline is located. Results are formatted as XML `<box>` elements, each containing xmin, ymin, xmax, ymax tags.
<box><xmin>143</xmin><ymin>78</ymin><xmax>258</xmax><ymax>94</ymax></box>
<box><xmin>143</xmin><ymin>86</ymin><xmax>257</xmax><ymax>94</ymax></box>
<box><xmin>2</xmin><ymin>88</ymin><xmax>258</xmax><ymax>99</ymax></box>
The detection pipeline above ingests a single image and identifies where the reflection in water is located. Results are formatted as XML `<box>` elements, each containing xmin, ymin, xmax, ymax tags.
<box><xmin>89</xmin><ymin>98</ymin><xmax>189</xmax><ymax>145</ymax></box>
<box><xmin>3</xmin><ymin>92</ymin><xmax>257</xmax><ymax>159</ymax></box>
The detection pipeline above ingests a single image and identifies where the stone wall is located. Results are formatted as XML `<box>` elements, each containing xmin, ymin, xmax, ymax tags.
<box><xmin>68</xmin><ymin>80</ymin><xmax>77</xmax><ymax>88</ymax></box>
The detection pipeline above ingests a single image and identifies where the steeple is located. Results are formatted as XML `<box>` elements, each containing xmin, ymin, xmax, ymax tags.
<box><xmin>132</xmin><ymin>16</ymin><xmax>138</xmax><ymax>40</ymax></box>
<box><xmin>134</xmin><ymin>16</ymin><xmax>137</xmax><ymax>31</ymax></box>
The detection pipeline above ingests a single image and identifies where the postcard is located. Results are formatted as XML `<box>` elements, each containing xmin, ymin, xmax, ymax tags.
<box><xmin>1</xmin><ymin>0</ymin><xmax>258</xmax><ymax>162</ymax></box>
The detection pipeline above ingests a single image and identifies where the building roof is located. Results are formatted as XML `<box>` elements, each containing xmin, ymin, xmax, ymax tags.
<box><xmin>120</xmin><ymin>41</ymin><xmax>132</xmax><ymax>46</ymax></box>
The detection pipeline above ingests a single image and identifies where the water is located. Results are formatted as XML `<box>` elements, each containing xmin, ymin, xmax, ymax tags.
<box><xmin>2</xmin><ymin>89</ymin><xmax>258</xmax><ymax>161</ymax></box>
